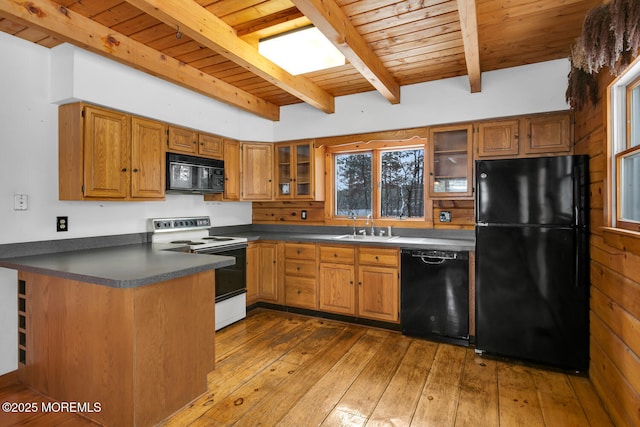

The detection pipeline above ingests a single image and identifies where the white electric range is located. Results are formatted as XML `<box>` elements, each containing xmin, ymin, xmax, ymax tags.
<box><xmin>150</xmin><ymin>216</ymin><xmax>248</xmax><ymax>330</ymax></box>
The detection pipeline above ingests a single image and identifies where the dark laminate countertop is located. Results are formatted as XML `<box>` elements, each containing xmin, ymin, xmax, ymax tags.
<box><xmin>0</xmin><ymin>243</ymin><xmax>234</xmax><ymax>289</ymax></box>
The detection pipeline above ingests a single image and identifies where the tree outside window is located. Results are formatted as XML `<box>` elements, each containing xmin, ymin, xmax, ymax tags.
<box><xmin>335</xmin><ymin>152</ymin><xmax>372</xmax><ymax>216</ymax></box>
<box><xmin>334</xmin><ymin>147</ymin><xmax>425</xmax><ymax>219</ymax></box>
<box><xmin>381</xmin><ymin>149</ymin><xmax>424</xmax><ymax>218</ymax></box>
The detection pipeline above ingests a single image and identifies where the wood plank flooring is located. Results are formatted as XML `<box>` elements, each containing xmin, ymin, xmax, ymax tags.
<box><xmin>164</xmin><ymin>309</ymin><xmax>612</xmax><ymax>427</ymax></box>
<box><xmin>0</xmin><ymin>308</ymin><xmax>614</xmax><ymax>426</ymax></box>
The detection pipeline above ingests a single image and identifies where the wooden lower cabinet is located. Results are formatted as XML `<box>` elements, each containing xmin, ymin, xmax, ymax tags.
<box><xmin>357</xmin><ymin>247</ymin><xmax>400</xmax><ymax>323</ymax></box>
<box><xmin>319</xmin><ymin>262</ymin><xmax>355</xmax><ymax>315</ymax></box>
<box><xmin>357</xmin><ymin>265</ymin><xmax>399</xmax><ymax>322</ymax></box>
<box><xmin>246</xmin><ymin>241</ymin><xmax>280</xmax><ymax>305</ymax></box>
<box><xmin>248</xmin><ymin>241</ymin><xmax>400</xmax><ymax>324</ymax></box>
<box><xmin>318</xmin><ymin>245</ymin><xmax>400</xmax><ymax>323</ymax></box>
<box><xmin>284</xmin><ymin>243</ymin><xmax>318</xmax><ymax>309</ymax></box>
<box><xmin>245</xmin><ymin>243</ymin><xmax>259</xmax><ymax>305</ymax></box>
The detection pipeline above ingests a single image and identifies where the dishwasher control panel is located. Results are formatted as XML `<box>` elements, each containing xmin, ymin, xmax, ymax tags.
<box><xmin>407</xmin><ymin>250</ymin><xmax>467</xmax><ymax>260</ymax></box>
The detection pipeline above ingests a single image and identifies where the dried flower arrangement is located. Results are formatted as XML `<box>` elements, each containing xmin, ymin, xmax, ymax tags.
<box><xmin>566</xmin><ymin>0</ymin><xmax>640</xmax><ymax>109</ymax></box>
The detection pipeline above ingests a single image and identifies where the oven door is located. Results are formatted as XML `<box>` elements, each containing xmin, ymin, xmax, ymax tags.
<box><xmin>196</xmin><ymin>243</ymin><xmax>247</xmax><ymax>302</ymax></box>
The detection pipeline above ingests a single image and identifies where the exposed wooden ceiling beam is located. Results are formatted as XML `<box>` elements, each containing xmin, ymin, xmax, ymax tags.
<box><xmin>457</xmin><ymin>0</ymin><xmax>482</xmax><ymax>92</ymax></box>
<box><xmin>126</xmin><ymin>0</ymin><xmax>335</xmax><ymax>114</ymax></box>
<box><xmin>291</xmin><ymin>0</ymin><xmax>401</xmax><ymax>104</ymax></box>
<box><xmin>0</xmin><ymin>0</ymin><xmax>280</xmax><ymax>120</ymax></box>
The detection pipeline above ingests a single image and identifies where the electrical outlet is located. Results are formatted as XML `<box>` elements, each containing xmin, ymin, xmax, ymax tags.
<box><xmin>56</xmin><ymin>216</ymin><xmax>68</xmax><ymax>232</ymax></box>
<box><xmin>439</xmin><ymin>211</ymin><xmax>452</xmax><ymax>223</ymax></box>
<box><xmin>301</xmin><ymin>210</ymin><xmax>307</xmax><ymax>220</ymax></box>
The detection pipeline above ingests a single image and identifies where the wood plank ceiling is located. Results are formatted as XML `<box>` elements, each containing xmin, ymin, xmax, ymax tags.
<box><xmin>0</xmin><ymin>0</ymin><xmax>602</xmax><ymax>120</ymax></box>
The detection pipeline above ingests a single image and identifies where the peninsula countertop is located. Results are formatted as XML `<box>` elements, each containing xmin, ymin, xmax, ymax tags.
<box><xmin>0</xmin><ymin>243</ymin><xmax>235</xmax><ymax>289</ymax></box>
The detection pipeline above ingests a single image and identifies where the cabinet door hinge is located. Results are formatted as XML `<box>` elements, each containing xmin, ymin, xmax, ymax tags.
<box><xmin>81</xmin><ymin>184</ymin><xmax>85</xmax><ymax>194</ymax></box>
<box><xmin>81</xmin><ymin>110</ymin><xmax>85</xmax><ymax>118</ymax></box>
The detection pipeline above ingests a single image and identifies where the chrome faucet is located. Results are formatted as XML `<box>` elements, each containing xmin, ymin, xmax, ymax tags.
<box><xmin>366</xmin><ymin>214</ymin><xmax>375</xmax><ymax>236</ymax></box>
<box><xmin>349</xmin><ymin>214</ymin><xmax>357</xmax><ymax>236</ymax></box>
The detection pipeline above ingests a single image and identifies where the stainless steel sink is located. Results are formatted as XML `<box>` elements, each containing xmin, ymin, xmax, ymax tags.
<box><xmin>332</xmin><ymin>234</ymin><xmax>399</xmax><ymax>242</ymax></box>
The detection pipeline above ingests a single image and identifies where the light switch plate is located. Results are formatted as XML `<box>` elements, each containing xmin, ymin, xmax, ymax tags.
<box><xmin>13</xmin><ymin>194</ymin><xmax>28</xmax><ymax>211</ymax></box>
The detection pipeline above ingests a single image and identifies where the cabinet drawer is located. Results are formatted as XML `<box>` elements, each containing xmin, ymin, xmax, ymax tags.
<box><xmin>319</xmin><ymin>246</ymin><xmax>355</xmax><ymax>264</ymax></box>
<box><xmin>285</xmin><ymin>277</ymin><xmax>317</xmax><ymax>309</ymax></box>
<box><xmin>284</xmin><ymin>243</ymin><xmax>316</xmax><ymax>260</ymax></box>
<box><xmin>358</xmin><ymin>247</ymin><xmax>399</xmax><ymax>267</ymax></box>
<box><xmin>285</xmin><ymin>259</ymin><xmax>316</xmax><ymax>277</ymax></box>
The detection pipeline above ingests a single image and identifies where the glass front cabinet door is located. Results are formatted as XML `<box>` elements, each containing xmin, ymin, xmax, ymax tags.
<box><xmin>428</xmin><ymin>124</ymin><xmax>473</xmax><ymax>199</ymax></box>
<box><xmin>275</xmin><ymin>140</ymin><xmax>316</xmax><ymax>199</ymax></box>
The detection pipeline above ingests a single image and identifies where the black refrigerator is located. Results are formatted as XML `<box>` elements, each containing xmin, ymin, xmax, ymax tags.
<box><xmin>475</xmin><ymin>155</ymin><xmax>589</xmax><ymax>372</ymax></box>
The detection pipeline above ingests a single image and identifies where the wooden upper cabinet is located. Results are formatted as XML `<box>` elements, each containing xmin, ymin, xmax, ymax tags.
<box><xmin>428</xmin><ymin>124</ymin><xmax>473</xmax><ymax>199</ymax></box>
<box><xmin>59</xmin><ymin>103</ymin><xmax>165</xmax><ymax>201</ymax></box>
<box><xmin>82</xmin><ymin>106</ymin><xmax>130</xmax><ymax>199</ymax></box>
<box><xmin>523</xmin><ymin>112</ymin><xmax>572</xmax><ymax>155</ymax></box>
<box><xmin>168</xmin><ymin>126</ymin><xmax>197</xmax><ymax>154</ymax></box>
<box><xmin>241</xmin><ymin>142</ymin><xmax>273</xmax><ymax>200</ymax></box>
<box><xmin>274</xmin><ymin>140</ymin><xmax>325</xmax><ymax>200</ymax></box>
<box><xmin>476</xmin><ymin>119</ymin><xmax>519</xmax><ymax>158</ymax></box>
<box><xmin>203</xmin><ymin>138</ymin><xmax>240</xmax><ymax>202</ymax></box>
<box><xmin>222</xmin><ymin>139</ymin><xmax>240</xmax><ymax>200</ymax></box>
<box><xmin>131</xmin><ymin>117</ymin><xmax>166</xmax><ymax>199</ymax></box>
<box><xmin>475</xmin><ymin>112</ymin><xmax>572</xmax><ymax>160</ymax></box>
<box><xmin>198</xmin><ymin>133</ymin><xmax>223</xmax><ymax>159</ymax></box>
<box><xmin>168</xmin><ymin>125</ymin><xmax>223</xmax><ymax>159</ymax></box>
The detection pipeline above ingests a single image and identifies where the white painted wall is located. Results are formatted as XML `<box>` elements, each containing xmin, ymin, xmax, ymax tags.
<box><xmin>0</xmin><ymin>33</ymin><xmax>254</xmax><ymax>375</ymax></box>
<box><xmin>274</xmin><ymin>59</ymin><xmax>570</xmax><ymax>140</ymax></box>
<box><xmin>0</xmin><ymin>31</ymin><xmax>571</xmax><ymax>376</ymax></box>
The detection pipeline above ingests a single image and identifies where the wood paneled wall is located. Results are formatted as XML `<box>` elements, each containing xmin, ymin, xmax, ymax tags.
<box><xmin>574</xmin><ymin>70</ymin><xmax>640</xmax><ymax>427</ymax></box>
<box><xmin>252</xmin><ymin>201</ymin><xmax>325</xmax><ymax>224</ymax></box>
<box><xmin>252</xmin><ymin>200</ymin><xmax>475</xmax><ymax>229</ymax></box>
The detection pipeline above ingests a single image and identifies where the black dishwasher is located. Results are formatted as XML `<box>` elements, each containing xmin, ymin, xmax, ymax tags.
<box><xmin>401</xmin><ymin>249</ymin><xmax>469</xmax><ymax>346</ymax></box>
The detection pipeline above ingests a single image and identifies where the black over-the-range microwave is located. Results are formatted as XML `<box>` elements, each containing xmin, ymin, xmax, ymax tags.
<box><xmin>166</xmin><ymin>152</ymin><xmax>224</xmax><ymax>194</ymax></box>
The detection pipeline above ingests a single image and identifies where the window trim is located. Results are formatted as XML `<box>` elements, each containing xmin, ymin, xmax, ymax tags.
<box><xmin>608</xmin><ymin>55</ymin><xmax>640</xmax><ymax>232</ymax></box>
<box><xmin>324</xmin><ymin>137</ymin><xmax>432</xmax><ymax>227</ymax></box>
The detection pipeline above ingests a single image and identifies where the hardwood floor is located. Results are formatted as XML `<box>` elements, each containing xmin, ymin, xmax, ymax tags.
<box><xmin>164</xmin><ymin>309</ymin><xmax>612</xmax><ymax>427</ymax></box>
<box><xmin>0</xmin><ymin>308</ymin><xmax>613</xmax><ymax>426</ymax></box>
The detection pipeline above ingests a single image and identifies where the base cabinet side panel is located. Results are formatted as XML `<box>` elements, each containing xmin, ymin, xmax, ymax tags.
<box><xmin>19</xmin><ymin>272</ymin><xmax>135</xmax><ymax>427</ymax></box>
<box><xmin>134</xmin><ymin>271</ymin><xmax>215</xmax><ymax>427</ymax></box>
<box><xmin>18</xmin><ymin>270</ymin><xmax>215</xmax><ymax>427</ymax></box>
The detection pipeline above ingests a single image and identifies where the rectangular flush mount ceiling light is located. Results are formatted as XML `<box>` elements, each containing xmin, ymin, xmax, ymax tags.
<box><xmin>259</xmin><ymin>26</ymin><xmax>346</xmax><ymax>75</ymax></box>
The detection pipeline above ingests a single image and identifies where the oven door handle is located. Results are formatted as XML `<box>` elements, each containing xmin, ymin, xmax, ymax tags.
<box><xmin>194</xmin><ymin>243</ymin><xmax>248</xmax><ymax>254</ymax></box>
